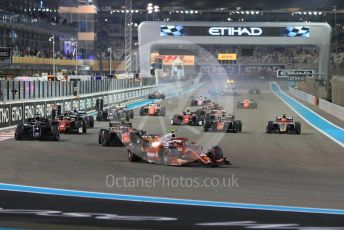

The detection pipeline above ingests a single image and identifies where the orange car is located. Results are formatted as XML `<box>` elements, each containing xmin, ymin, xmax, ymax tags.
<box><xmin>139</xmin><ymin>103</ymin><xmax>166</xmax><ymax>116</ymax></box>
<box><xmin>237</xmin><ymin>98</ymin><xmax>258</xmax><ymax>109</ymax></box>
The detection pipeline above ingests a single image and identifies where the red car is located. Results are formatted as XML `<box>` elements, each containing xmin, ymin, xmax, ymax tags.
<box><xmin>170</xmin><ymin>110</ymin><xmax>204</xmax><ymax>126</ymax></box>
<box><xmin>98</xmin><ymin>122</ymin><xmax>136</xmax><ymax>146</ymax></box>
<box><xmin>127</xmin><ymin>132</ymin><xmax>231</xmax><ymax>166</ymax></box>
<box><xmin>54</xmin><ymin>114</ymin><xmax>87</xmax><ymax>134</ymax></box>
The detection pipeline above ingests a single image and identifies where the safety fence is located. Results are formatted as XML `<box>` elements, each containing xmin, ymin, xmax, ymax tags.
<box><xmin>0</xmin><ymin>78</ymin><xmax>156</xmax><ymax>102</ymax></box>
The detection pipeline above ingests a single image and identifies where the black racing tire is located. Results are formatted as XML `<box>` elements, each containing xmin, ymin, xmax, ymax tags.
<box><xmin>160</xmin><ymin>107</ymin><xmax>166</xmax><ymax>116</ymax></box>
<box><xmin>82</xmin><ymin>121</ymin><xmax>87</xmax><ymax>133</ymax></box>
<box><xmin>101</xmin><ymin>130</ymin><xmax>110</xmax><ymax>146</ymax></box>
<box><xmin>129</xmin><ymin>110</ymin><xmax>134</xmax><ymax>119</ymax></box>
<box><xmin>139</xmin><ymin>107</ymin><xmax>145</xmax><ymax>116</ymax></box>
<box><xmin>231</xmin><ymin>121</ymin><xmax>238</xmax><ymax>133</ymax></box>
<box><xmin>98</xmin><ymin>129</ymin><xmax>105</xmax><ymax>144</ymax></box>
<box><xmin>51</xmin><ymin>125</ymin><xmax>60</xmax><ymax>141</ymax></box>
<box><xmin>236</xmin><ymin>120</ymin><xmax>242</xmax><ymax>132</ymax></box>
<box><xmin>75</xmin><ymin>121</ymin><xmax>83</xmax><ymax>134</ymax></box>
<box><xmin>15</xmin><ymin>124</ymin><xmax>24</xmax><ymax>140</ymax></box>
<box><xmin>295</xmin><ymin>122</ymin><xmax>301</xmax><ymax>135</ymax></box>
<box><xmin>102</xmin><ymin>111</ymin><xmax>108</xmax><ymax>121</ymax></box>
<box><xmin>203</xmin><ymin>121</ymin><xmax>210</xmax><ymax>132</ymax></box>
<box><xmin>207</xmin><ymin>146</ymin><xmax>224</xmax><ymax>161</ymax></box>
<box><xmin>266</xmin><ymin>121</ymin><xmax>274</xmax><ymax>133</ymax></box>
<box><xmin>89</xmin><ymin>116</ymin><xmax>94</xmax><ymax>128</ymax></box>
<box><xmin>96</xmin><ymin>111</ymin><xmax>102</xmax><ymax>121</ymax></box>
<box><xmin>128</xmin><ymin>150</ymin><xmax>141</xmax><ymax>162</ymax></box>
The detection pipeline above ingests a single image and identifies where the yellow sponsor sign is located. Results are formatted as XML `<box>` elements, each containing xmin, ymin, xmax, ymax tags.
<box><xmin>218</xmin><ymin>53</ymin><xmax>237</xmax><ymax>61</ymax></box>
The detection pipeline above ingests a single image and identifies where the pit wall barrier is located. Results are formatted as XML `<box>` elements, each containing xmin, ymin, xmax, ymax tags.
<box><xmin>0</xmin><ymin>82</ymin><xmax>181</xmax><ymax>129</ymax></box>
<box><xmin>289</xmin><ymin>87</ymin><xmax>344</xmax><ymax>122</ymax></box>
<box><xmin>318</xmin><ymin>99</ymin><xmax>344</xmax><ymax>122</ymax></box>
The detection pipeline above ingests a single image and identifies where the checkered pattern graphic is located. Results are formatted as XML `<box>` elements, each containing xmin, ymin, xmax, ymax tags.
<box><xmin>160</xmin><ymin>25</ymin><xmax>185</xmax><ymax>36</ymax></box>
<box><xmin>284</xmin><ymin>26</ymin><xmax>310</xmax><ymax>37</ymax></box>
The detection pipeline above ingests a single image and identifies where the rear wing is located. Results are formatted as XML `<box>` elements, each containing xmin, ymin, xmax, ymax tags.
<box><xmin>109</xmin><ymin>122</ymin><xmax>132</xmax><ymax>128</ymax></box>
<box><xmin>276</xmin><ymin>116</ymin><xmax>293</xmax><ymax>121</ymax></box>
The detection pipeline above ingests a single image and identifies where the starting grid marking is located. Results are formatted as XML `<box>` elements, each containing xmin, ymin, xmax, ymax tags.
<box><xmin>0</xmin><ymin>130</ymin><xmax>14</xmax><ymax>142</ymax></box>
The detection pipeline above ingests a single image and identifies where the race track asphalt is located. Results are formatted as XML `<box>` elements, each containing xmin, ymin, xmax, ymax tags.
<box><xmin>0</xmin><ymin>79</ymin><xmax>343</xmax><ymax>210</ymax></box>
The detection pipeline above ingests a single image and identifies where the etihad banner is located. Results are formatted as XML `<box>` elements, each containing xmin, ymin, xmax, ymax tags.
<box><xmin>200</xmin><ymin>65</ymin><xmax>239</xmax><ymax>74</ymax></box>
<box><xmin>199</xmin><ymin>64</ymin><xmax>285</xmax><ymax>75</ymax></box>
<box><xmin>218</xmin><ymin>53</ymin><xmax>237</xmax><ymax>61</ymax></box>
<box><xmin>151</xmin><ymin>53</ymin><xmax>195</xmax><ymax>65</ymax></box>
<box><xmin>160</xmin><ymin>25</ymin><xmax>310</xmax><ymax>38</ymax></box>
<box><xmin>240</xmin><ymin>64</ymin><xmax>286</xmax><ymax>74</ymax></box>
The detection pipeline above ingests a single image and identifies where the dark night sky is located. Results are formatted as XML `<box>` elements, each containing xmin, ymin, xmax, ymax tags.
<box><xmin>96</xmin><ymin>0</ymin><xmax>344</xmax><ymax>10</ymax></box>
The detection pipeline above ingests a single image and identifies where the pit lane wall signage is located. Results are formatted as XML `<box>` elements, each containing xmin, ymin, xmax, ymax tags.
<box><xmin>277</xmin><ymin>69</ymin><xmax>314</xmax><ymax>81</ymax></box>
<box><xmin>0</xmin><ymin>84</ymin><xmax>174</xmax><ymax>129</ymax></box>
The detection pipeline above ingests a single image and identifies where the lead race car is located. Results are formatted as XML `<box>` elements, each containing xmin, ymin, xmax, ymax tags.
<box><xmin>237</xmin><ymin>98</ymin><xmax>258</xmax><ymax>109</ymax></box>
<box><xmin>126</xmin><ymin>130</ymin><xmax>231</xmax><ymax>166</ymax></box>
<box><xmin>266</xmin><ymin>114</ymin><xmax>301</xmax><ymax>134</ymax></box>
<box><xmin>15</xmin><ymin>115</ymin><xmax>60</xmax><ymax>141</ymax></box>
<box><xmin>139</xmin><ymin>103</ymin><xmax>166</xmax><ymax>116</ymax></box>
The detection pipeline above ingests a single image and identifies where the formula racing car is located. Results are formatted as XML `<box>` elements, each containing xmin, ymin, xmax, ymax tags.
<box><xmin>127</xmin><ymin>131</ymin><xmax>231</xmax><ymax>166</ymax></box>
<box><xmin>190</xmin><ymin>96</ymin><xmax>212</xmax><ymax>106</ymax></box>
<box><xmin>98</xmin><ymin>121</ymin><xmax>137</xmax><ymax>146</ymax></box>
<box><xmin>170</xmin><ymin>110</ymin><xmax>204</xmax><ymax>126</ymax></box>
<box><xmin>236</xmin><ymin>98</ymin><xmax>258</xmax><ymax>109</ymax></box>
<box><xmin>266</xmin><ymin>114</ymin><xmax>301</xmax><ymax>134</ymax></box>
<box><xmin>208</xmin><ymin>88</ymin><xmax>236</xmax><ymax>96</ymax></box>
<box><xmin>54</xmin><ymin>111</ymin><xmax>92</xmax><ymax>134</ymax></box>
<box><xmin>148</xmin><ymin>90</ymin><xmax>166</xmax><ymax>99</ymax></box>
<box><xmin>248</xmin><ymin>87</ymin><xmax>261</xmax><ymax>94</ymax></box>
<box><xmin>15</xmin><ymin>116</ymin><xmax>60</xmax><ymax>141</ymax></box>
<box><xmin>69</xmin><ymin>110</ymin><xmax>94</xmax><ymax>128</ymax></box>
<box><xmin>139</xmin><ymin>103</ymin><xmax>166</xmax><ymax>116</ymax></box>
<box><xmin>203</xmin><ymin>113</ymin><xmax>242</xmax><ymax>133</ymax></box>
<box><xmin>96</xmin><ymin>104</ymin><xmax>134</xmax><ymax>122</ymax></box>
